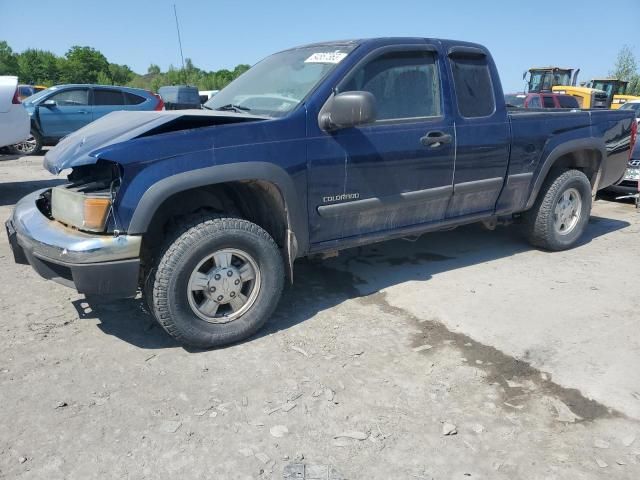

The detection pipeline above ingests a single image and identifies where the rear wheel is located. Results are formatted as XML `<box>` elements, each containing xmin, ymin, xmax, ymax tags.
<box><xmin>148</xmin><ymin>215</ymin><xmax>284</xmax><ymax>348</ymax></box>
<box><xmin>523</xmin><ymin>169</ymin><xmax>592</xmax><ymax>251</ymax></box>
<box><xmin>9</xmin><ymin>129</ymin><xmax>43</xmax><ymax>156</ymax></box>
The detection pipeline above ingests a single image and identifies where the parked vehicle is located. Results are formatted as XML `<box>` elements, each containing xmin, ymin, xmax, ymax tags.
<box><xmin>10</xmin><ymin>84</ymin><xmax>164</xmax><ymax>155</ymax></box>
<box><xmin>606</xmin><ymin>136</ymin><xmax>640</xmax><ymax>200</ymax></box>
<box><xmin>17</xmin><ymin>85</ymin><xmax>48</xmax><ymax>101</ymax></box>
<box><xmin>507</xmin><ymin>93</ymin><xmax>579</xmax><ymax>109</ymax></box>
<box><xmin>524</xmin><ymin>67</ymin><xmax>610</xmax><ymax>109</ymax></box>
<box><xmin>619</xmin><ymin>100</ymin><xmax>640</xmax><ymax>123</ymax></box>
<box><xmin>0</xmin><ymin>77</ymin><xmax>30</xmax><ymax>149</ymax></box>
<box><xmin>504</xmin><ymin>93</ymin><xmax>526</xmax><ymax>107</ymax></box>
<box><xmin>588</xmin><ymin>79</ymin><xmax>640</xmax><ymax>109</ymax></box>
<box><xmin>6</xmin><ymin>38</ymin><xmax>636</xmax><ymax>348</ymax></box>
<box><xmin>199</xmin><ymin>90</ymin><xmax>219</xmax><ymax>104</ymax></box>
<box><xmin>18</xmin><ymin>85</ymin><xmax>35</xmax><ymax>101</ymax></box>
<box><xmin>158</xmin><ymin>86</ymin><xmax>201</xmax><ymax>110</ymax></box>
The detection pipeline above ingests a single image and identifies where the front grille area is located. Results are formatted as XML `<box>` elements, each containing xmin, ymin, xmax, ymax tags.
<box><xmin>592</xmin><ymin>92</ymin><xmax>610</xmax><ymax>109</ymax></box>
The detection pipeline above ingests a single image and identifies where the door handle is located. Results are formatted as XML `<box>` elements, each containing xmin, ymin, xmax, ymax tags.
<box><xmin>78</xmin><ymin>110</ymin><xmax>89</xmax><ymax>114</ymax></box>
<box><xmin>420</xmin><ymin>131</ymin><xmax>452</xmax><ymax>147</ymax></box>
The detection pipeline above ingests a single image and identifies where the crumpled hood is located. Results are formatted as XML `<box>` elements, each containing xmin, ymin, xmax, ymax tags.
<box><xmin>43</xmin><ymin>109</ymin><xmax>267</xmax><ymax>174</ymax></box>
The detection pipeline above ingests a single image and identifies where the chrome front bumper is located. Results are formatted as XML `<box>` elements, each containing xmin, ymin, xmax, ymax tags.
<box><xmin>6</xmin><ymin>189</ymin><xmax>142</xmax><ymax>296</ymax></box>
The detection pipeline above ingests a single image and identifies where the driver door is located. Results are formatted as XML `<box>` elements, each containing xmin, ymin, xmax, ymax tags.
<box><xmin>307</xmin><ymin>46</ymin><xmax>455</xmax><ymax>244</ymax></box>
<box><xmin>38</xmin><ymin>88</ymin><xmax>92</xmax><ymax>138</ymax></box>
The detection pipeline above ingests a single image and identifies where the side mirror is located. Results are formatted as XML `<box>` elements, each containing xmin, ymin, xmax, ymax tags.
<box><xmin>320</xmin><ymin>91</ymin><xmax>376</xmax><ymax>131</ymax></box>
<box><xmin>42</xmin><ymin>99</ymin><xmax>57</xmax><ymax>107</ymax></box>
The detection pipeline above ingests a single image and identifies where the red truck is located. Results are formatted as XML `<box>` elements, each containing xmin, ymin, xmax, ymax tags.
<box><xmin>505</xmin><ymin>92</ymin><xmax>580</xmax><ymax>109</ymax></box>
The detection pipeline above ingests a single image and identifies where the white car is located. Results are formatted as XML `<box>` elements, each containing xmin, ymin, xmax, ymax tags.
<box><xmin>0</xmin><ymin>76</ymin><xmax>30</xmax><ymax>149</ymax></box>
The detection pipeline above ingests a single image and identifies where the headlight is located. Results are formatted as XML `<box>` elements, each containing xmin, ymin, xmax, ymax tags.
<box><xmin>51</xmin><ymin>186</ymin><xmax>111</xmax><ymax>232</ymax></box>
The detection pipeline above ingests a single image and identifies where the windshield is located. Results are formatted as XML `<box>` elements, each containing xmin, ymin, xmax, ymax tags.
<box><xmin>592</xmin><ymin>81</ymin><xmax>627</xmax><ymax>96</ymax></box>
<box><xmin>528</xmin><ymin>70</ymin><xmax>571</xmax><ymax>92</ymax></box>
<box><xmin>204</xmin><ymin>45</ymin><xmax>356</xmax><ymax>117</ymax></box>
<box><xmin>22</xmin><ymin>86</ymin><xmax>57</xmax><ymax>105</ymax></box>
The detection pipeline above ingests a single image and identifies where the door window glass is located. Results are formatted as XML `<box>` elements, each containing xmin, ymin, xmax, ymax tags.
<box><xmin>94</xmin><ymin>89</ymin><xmax>126</xmax><ymax>105</ymax></box>
<box><xmin>124</xmin><ymin>92</ymin><xmax>146</xmax><ymax>105</ymax></box>
<box><xmin>342</xmin><ymin>50</ymin><xmax>441</xmax><ymax>121</ymax></box>
<box><xmin>50</xmin><ymin>89</ymin><xmax>89</xmax><ymax>106</ymax></box>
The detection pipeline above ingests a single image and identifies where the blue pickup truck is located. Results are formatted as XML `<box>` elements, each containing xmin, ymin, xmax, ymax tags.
<box><xmin>6</xmin><ymin>38</ymin><xmax>636</xmax><ymax>347</ymax></box>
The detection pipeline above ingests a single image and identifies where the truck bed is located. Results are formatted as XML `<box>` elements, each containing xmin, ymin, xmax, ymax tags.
<box><xmin>507</xmin><ymin>107</ymin><xmax>631</xmax><ymax>192</ymax></box>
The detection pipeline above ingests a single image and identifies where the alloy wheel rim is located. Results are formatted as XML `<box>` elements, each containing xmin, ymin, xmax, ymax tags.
<box><xmin>187</xmin><ymin>248</ymin><xmax>261</xmax><ymax>324</ymax></box>
<box><xmin>553</xmin><ymin>187</ymin><xmax>582</xmax><ymax>235</ymax></box>
<box><xmin>14</xmin><ymin>136</ymin><xmax>36</xmax><ymax>154</ymax></box>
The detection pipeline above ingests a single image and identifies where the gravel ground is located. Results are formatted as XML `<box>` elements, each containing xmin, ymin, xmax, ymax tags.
<box><xmin>1</xmin><ymin>152</ymin><xmax>639</xmax><ymax>479</ymax></box>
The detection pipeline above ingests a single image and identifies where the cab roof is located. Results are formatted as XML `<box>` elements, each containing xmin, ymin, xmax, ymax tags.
<box><xmin>284</xmin><ymin>37</ymin><xmax>488</xmax><ymax>53</ymax></box>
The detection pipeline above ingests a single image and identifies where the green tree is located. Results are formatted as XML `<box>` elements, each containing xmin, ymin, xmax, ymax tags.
<box><xmin>17</xmin><ymin>49</ymin><xmax>60</xmax><ymax>85</ymax></box>
<box><xmin>147</xmin><ymin>64</ymin><xmax>161</xmax><ymax>75</ymax></box>
<box><xmin>0</xmin><ymin>41</ymin><xmax>19</xmax><ymax>76</ymax></box>
<box><xmin>610</xmin><ymin>45</ymin><xmax>637</xmax><ymax>80</ymax></box>
<box><xmin>60</xmin><ymin>46</ymin><xmax>109</xmax><ymax>84</ymax></box>
<box><xmin>106</xmin><ymin>63</ymin><xmax>134</xmax><ymax>85</ymax></box>
<box><xmin>610</xmin><ymin>45</ymin><xmax>640</xmax><ymax>95</ymax></box>
<box><xmin>233</xmin><ymin>64</ymin><xmax>250</xmax><ymax>77</ymax></box>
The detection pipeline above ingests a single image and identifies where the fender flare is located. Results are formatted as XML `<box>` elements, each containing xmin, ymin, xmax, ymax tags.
<box><xmin>524</xmin><ymin>138</ymin><xmax>606</xmax><ymax>210</ymax></box>
<box><xmin>127</xmin><ymin>161</ymin><xmax>309</xmax><ymax>255</ymax></box>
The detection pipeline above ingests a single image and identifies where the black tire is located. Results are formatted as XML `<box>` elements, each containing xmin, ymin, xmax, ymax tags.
<box><xmin>148</xmin><ymin>215</ymin><xmax>285</xmax><ymax>348</ymax></box>
<box><xmin>9</xmin><ymin>129</ymin><xmax>43</xmax><ymax>156</ymax></box>
<box><xmin>523</xmin><ymin>169</ymin><xmax>592</xmax><ymax>251</ymax></box>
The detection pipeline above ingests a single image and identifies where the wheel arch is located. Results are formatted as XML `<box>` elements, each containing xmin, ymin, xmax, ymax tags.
<box><xmin>129</xmin><ymin>162</ymin><xmax>308</xmax><ymax>279</ymax></box>
<box><xmin>524</xmin><ymin>138</ymin><xmax>605</xmax><ymax>210</ymax></box>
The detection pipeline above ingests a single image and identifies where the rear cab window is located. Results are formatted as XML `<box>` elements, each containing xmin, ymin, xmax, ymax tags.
<box><xmin>558</xmin><ymin>95</ymin><xmax>579</xmax><ymax>109</ymax></box>
<box><xmin>542</xmin><ymin>96</ymin><xmax>556</xmax><ymax>108</ymax></box>
<box><xmin>448</xmin><ymin>48</ymin><xmax>495</xmax><ymax>118</ymax></box>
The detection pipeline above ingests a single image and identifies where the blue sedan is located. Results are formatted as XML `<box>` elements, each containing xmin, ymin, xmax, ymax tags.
<box><xmin>12</xmin><ymin>84</ymin><xmax>164</xmax><ymax>155</ymax></box>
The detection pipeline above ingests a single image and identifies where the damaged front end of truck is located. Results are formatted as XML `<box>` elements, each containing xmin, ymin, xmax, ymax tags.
<box><xmin>6</xmin><ymin>109</ymin><xmax>270</xmax><ymax>296</ymax></box>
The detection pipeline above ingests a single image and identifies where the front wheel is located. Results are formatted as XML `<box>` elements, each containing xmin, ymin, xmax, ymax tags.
<box><xmin>523</xmin><ymin>169</ymin><xmax>592</xmax><ymax>251</ymax></box>
<box><xmin>9</xmin><ymin>129</ymin><xmax>43</xmax><ymax>156</ymax></box>
<box><xmin>148</xmin><ymin>215</ymin><xmax>285</xmax><ymax>348</ymax></box>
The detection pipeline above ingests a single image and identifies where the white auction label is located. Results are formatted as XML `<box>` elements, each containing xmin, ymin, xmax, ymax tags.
<box><xmin>305</xmin><ymin>51</ymin><xmax>348</xmax><ymax>64</ymax></box>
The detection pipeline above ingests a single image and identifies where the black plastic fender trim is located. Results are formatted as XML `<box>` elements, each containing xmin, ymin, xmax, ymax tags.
<box><xmin>127</xmin><ymin>162</ymin><xmax>309</xmax><ymax>255</ymax></box>
<box><xmin>524</xmin><ymin>138</ymin><xmax>606</xmax><ymax>211</ymax></box>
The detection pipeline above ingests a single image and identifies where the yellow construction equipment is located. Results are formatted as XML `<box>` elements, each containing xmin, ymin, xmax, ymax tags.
<box><xmin>523</xmin><ymin>67</ymin><xmax>610</xmax><ymax>108</ymax></box>
<box><xmin>587</xmin><ymin>79</ymin><xmax>640</xmax><ymax>109</ymax></box>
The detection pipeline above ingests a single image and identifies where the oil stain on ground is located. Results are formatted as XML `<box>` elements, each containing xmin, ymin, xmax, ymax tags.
<box><xmin>288</xmin><ymin>245</ymin><xmax>620</xmax><ymax>424</ymax></box>
<box><xmin>360</xmin><ymin>289</ymin><xmax>619</xmax><ymax>423</ymax></box>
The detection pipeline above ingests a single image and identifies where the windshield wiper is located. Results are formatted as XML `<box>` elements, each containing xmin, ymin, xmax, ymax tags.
<box><xmin>215</xmin><ymin>104</ymin><xmax>251</xmax><ymax>113</ymax></box>
<box><xmin>202</xmin><ymin>104</ymin><xmax>213</xmax><ymax>110</ymax></box>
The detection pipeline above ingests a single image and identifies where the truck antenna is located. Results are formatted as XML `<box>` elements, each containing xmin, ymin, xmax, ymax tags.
<box><xmin>173</xmin><ymin>4</ymin><xmax>187</xmax><ymax>85</ymax></box>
